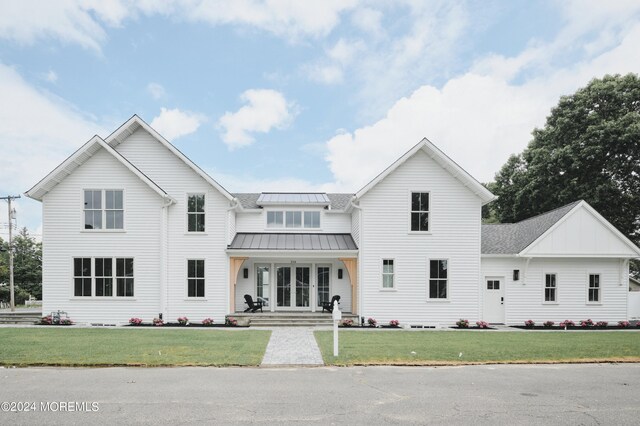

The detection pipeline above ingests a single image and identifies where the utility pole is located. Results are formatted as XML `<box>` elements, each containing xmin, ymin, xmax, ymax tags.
<box><xmin>1</xmin><ymin>195</ymin><xmax>20</xmax><ymax>312</ymax></box>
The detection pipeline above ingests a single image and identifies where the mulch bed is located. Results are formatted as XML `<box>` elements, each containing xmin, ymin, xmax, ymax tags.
<box><xmin>450</xmin><ymin>327</ymin><xmax>497</xmax><ymax>330</ymax></box>
<box><xmin>127</xmin><ymin>323</ymin><xmax>245</xmax><ymax>328</ymax></box>
<box><xmin>512</xmin><ymin>326</ymin><xmax>640</xmax><ymax>331</ymax></box>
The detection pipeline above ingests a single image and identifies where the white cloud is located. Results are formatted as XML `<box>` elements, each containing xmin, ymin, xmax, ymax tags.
<box><xmin>0</xmin><ymin>62</ymin><xmax>103</xmax><ymax>233</ymax></box>
<box><xmin>43</xmin><ymin>69</ymin><xmax>58</xmax><ymax>83</ymax></box>
<box><xmin>147</xmin><ymin>82</ymin><xmax>166</xmax><ymax>100</ymax></box>
<box><xmin>218</xmin><ymin>89</ymin><xmax>296</xmax><ymax>149</ymax></box>
<box><xmin>150</xmin><ymin>108</ymin><xmax>205</xmax><ymax>141</ymax></box>
<box><xmin>324</xmin><ymin>6</ymin><xmax>640</xmax><ymax>190</ymax></box>
<box><xmin>0</xmin><ymin>0</ymin><xmax>361</xmax><ymax>51</ymax></box>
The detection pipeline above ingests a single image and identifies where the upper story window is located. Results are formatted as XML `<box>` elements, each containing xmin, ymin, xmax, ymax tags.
<box><xmin>187</xmin><ymin>194</ymin><xmax>205</xmax><ymax>232</ymax></box>
<box><xmin>84</xmin><ymin>189</ymin><xmax>123</xmax><ymax>230</ymax></box>
<box><xmin>410</xmin><ymin>192</ymin><xmax>429</xmax><ymax>232</ymax></box>
<box><xmin>267</xmin><ymin>210</ymin><xmax>321</xmax><ymax>229</ymax></box>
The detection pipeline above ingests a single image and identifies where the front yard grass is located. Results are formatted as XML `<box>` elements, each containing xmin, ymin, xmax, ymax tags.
<box><xmin>315</xmin><ymin>330</ymin><xmax>640</xmax><ymax>366</ymax></box>
<box><xmin>0</xmin><ymin>328</ymin><xmax>271</xmax><ymax>367</ymax></box>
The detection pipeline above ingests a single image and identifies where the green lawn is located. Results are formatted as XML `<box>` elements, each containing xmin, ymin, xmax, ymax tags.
<box><xmin>0</xmin><ymin>328</ymin><xmax>271</xmax><ymax>366</ymax></box>
<box><xmin>315</xmin><ymin>330</ymin><xmax>640</xmax><ymax>365</ymax></box>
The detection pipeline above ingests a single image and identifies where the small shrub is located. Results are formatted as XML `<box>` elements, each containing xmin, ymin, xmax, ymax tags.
<box><xmin>596</xmin><ymin>321</ymin><xmax>608</xmax><ymax>327</ymax></box>
<box><xmin>524</xmin><ymin>319</ymin><xmax>535</xmax><ymax>328</ymax></box>
<box><xmin>226</xmin><ymin>317</ymin><xmax>238</xmax><ymax>327</ymax></box>
<box><xmin>177</xmin><ymin>316</ymin><xmax>189</xmax><ymax>326</ymax></box>
<box><xmin>40</xmin><ymin>315</ymin><xmax>53</xmax><ymax>325</ymax></box>
<box><xmin>129</xmin><ymin>317</ymin><xmax>143</xmax><ymax>326</ymax></box>
<box><xmin>153</xmin><ymin>317</ymin><xmax>164</xmax><ymax>327</ymax></box>
<box><xmin>59</xmin><ymin>318</ymin><xmax>74</xmax><ymax>325</ymax></box>
<box><xmin>456</xmin><ymin>319</ymin><xmax>469</xmax><ymax>328</ymax></box>
<box><xmin>476</xmin><ymin>320</ymin><xmax>489</xmax><ymax>329</ymax></box>
<box><xmin>367</xmin><ymin>317</ymin><xmax>377</xmax><ymax>327</ymax></box>
<box><xmin>341</xmin><ymin>319</ymin><xmax>353</xmax><ymax>327</ymax></box>
<box><xmin>202</xmin><ymin>318</ymin><xmax>214</xmax><ymax>326</ymax></box>
<box><xmin>580</xmin><ymin>319</ymin><xmax>594</xmax><ymax>328</ymax></box>
<box><xmin>543</xmin><ymin>320</ymin><xmax>555</xmax><ymax>328</ymax></box>
<box><xmin>559</xmin><ymin>320</ymin><xmax>575</xmax><ymax>328</ymax></box>
<box><xmin>389</xmin><ymin>319</ymin><xmax>400</xmax><ymax>327</ymax></box>
<box><xmin>618</xmin><ymin>320</ymin><xmax>630</xmax><ymax>328</ymax></box>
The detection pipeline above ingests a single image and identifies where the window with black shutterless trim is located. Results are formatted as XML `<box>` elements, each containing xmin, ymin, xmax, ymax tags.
<box><xmin>187</xmin><ymin>259</ymin><xmax>205</xmax><ymax>297</ymax></box>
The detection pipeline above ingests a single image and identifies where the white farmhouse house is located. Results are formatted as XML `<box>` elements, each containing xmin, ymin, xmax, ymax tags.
<box><xmin>26</xmin><ymin>116</ymin><xmax>640</xmax><ymax>326</ymax></box>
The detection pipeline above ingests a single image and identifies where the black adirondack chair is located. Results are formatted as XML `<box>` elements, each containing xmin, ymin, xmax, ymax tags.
<box><xmin>322</xmin><ymin>295</ymin><xmax>341</xmax><ymax>313</ymax></box>
<box><xmin>243</xmin><ymin>294</ymin><xmax>263</xmax><ymax>313</ymax></box>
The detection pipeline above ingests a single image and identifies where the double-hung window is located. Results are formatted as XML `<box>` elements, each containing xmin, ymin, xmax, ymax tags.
<box><xmin>544</xmin><ymin>273</ymin><xmax>557</xmax><ymax>302</ymax></box>
<box><xmin>429</xmin><ymin>259</ymin><xmax>448</xmax><ymax>299</ymax></box>
<box><xmin>588</xmin><ymin>274</ymin><xmax>600</xmax><ymax>303</ymax></box>
<box><xmin>382</xmin><ymin>259</ymin><xmax>394</xmax><ymax>289</ymax></box>
<box><xmin>187</xmin><ymin>194</ymin><xmax>205</xmax><ymax>232</ymax></box>
<box><xmin>187</xmin><ymin>259</ymin><xmax>205</xmax><ymax>298</ymax></box>
<box><xmin>411</xmin><ymin>192</ymin><xmax>429</xmax><ymax>232</ymax></box>
<box><xmin>73</xmin><ymin>257</ymin><xmax>134</xmax><ymax>297</ymax></box>
<box><xmin>84</xmin><ymin>190</ymin><xmax>124</xmax><ymax>230</ymax></box>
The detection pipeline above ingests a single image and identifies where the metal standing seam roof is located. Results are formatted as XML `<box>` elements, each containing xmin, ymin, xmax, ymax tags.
<box><xmin>232</xmin><ymin>193</ymin><xmax>354</xmax><ymax>210</ymax></box>
<box><xmin>256</xmin><ymin>193</ymin><xmax>330</xmax><ymax>205</ymax></box>
<box><xmin>228</xmin><ymin>233</ymin><xmax>358</xmax><ymax>251</ymax></box>
<box><xmin>481</xmin><ymin>201</ymin><xmax>581</xmax><ymax>254</ymax></box>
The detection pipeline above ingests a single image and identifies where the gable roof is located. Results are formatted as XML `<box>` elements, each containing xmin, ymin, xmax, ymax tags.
<box><xmin>233</xmin><ymin>192</ymin><xmax>354</xmax><ymax>211</ymax></box>
<box><xmin>482</xmin><ymin>200</ymin><xmax>640</xmax><ymax>257</ymax></box>
<box><xmin>25</xmin><ymin>135</ymin><xmax>174</xmax><ymax>203</ymax></box>
<box><xmin>355</xmin><ymin>138</ymin><xmax>496</xmax><ymax>205</ymax></box>
<box><xmin>105</xmin><ymin>115</ymin><xmax>234</xmax><ymax>202</ymax></box>
<box><xmin>482</xmin><ymin>201</ymin><xmax>580</xmax><ymax>254</ymax></box>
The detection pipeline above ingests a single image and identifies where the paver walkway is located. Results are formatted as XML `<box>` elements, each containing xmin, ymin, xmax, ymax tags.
<box><xmin>261</xmin><ymin>327</ymin><xmax>324</xmax><ymax>366</ymax></box>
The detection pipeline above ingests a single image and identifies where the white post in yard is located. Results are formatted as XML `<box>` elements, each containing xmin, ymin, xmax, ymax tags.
<box><xmin>332</xmin><ymin>299</ymin><xmax>342</xmax><ymax>357</ymax></box>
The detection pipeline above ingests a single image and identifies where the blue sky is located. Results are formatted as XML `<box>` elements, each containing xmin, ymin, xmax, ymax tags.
<box><xmin>1</xmin><ymin>0</ymin><xmax>640</xmax><ymax>237</ymax></box>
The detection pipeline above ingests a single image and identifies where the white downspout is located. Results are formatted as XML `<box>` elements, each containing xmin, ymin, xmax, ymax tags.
<box><xmin>350</xmin><ymin>198</ymin><xmax>363</xmax><ymax>321</ymax></box>
<box><xmin>160</xmin><ymin>196</ymin><xmax>173</xmax><ymax>319</ymax></box>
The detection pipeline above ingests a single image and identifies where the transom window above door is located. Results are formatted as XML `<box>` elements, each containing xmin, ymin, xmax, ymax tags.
<box><xmin>410</xmin><ymin>192</ymin><xmax>429</xmax><ymax>232</ymax></box>
<box><xmin>267</xmin><ymin>210</ymin><xmax>320</xmax><ymax>229</ymax></box>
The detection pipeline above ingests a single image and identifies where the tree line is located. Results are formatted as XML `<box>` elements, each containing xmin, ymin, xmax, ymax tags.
<box><xmin>0</xmin><ymin>228</ymin><xmax>42</xmax><ymax>305</ymax></box>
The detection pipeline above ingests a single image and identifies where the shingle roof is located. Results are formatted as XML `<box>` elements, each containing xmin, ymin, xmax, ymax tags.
<box><xmin>232</xmin><ymin>193</ymin><xmax>354</xmax><ymax>210</ymax></box>
<box><xmin>228</xmin><ymin>233</ymin><xmax>358</xmax><ymax>250</ymax></box>
<box><xmin>481</xmin><ymin>201</ymin><xmax>581</xmax><ymax>254</ymax></box>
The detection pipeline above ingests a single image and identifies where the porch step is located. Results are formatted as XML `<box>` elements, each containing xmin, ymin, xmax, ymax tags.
<box><xmin>229</xmin><ymin>312</ymin><xmax>360</xmax><ymax>327</ymax></box>
<box><xmin>0</xmin><ymin>312</ymin><xmax>42</xmax><ymax>324</ymax></box>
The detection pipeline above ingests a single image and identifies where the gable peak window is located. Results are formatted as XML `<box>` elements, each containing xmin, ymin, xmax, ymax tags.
<box><xmin>411</xmin><ymin>192</ymin><xmax>429</xmax><ymax>232</ymax></box>
<box><xmin>188</xmin><ymin>194</ymin><xmax>206</xmax><ymax>232</ymax></box>
<box><xmin>84</xmin><ymin>189</ymin><xmax>123</xmax><ymax>230</ymax></box>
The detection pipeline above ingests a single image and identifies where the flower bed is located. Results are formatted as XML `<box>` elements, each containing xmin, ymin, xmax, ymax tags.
<box><xmin>451</xmin><ymin>319</ymin><xmax>495</xmax><ymax>330</ymax></box>
<box><xmin>512</xmin><ymin>319</ymin><xmax>639</xmax><ymax>330</ymax></box>
<box><xmin>40</xmin><ymin>315</ymin><xmax>74</xmax><ymax>326</ymax></box>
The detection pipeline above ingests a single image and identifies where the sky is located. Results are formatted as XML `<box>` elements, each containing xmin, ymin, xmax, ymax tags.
<box><xmin>1</xmin><ymin>0</ymin><xmax>640</xmax><ymax>237</ymax></box>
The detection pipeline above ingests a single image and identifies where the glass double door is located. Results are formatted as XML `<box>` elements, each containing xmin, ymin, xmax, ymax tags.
<box><xmin>275</xmin><ymin>264</ymin><xmax>331</xmax><ymax>310</ymax></box>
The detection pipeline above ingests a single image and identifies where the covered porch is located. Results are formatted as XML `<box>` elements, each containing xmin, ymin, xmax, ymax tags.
<box><xmin>227</xmin><ymin>233</ymin><xmax>358</xmax><ymax>316</ymax></box>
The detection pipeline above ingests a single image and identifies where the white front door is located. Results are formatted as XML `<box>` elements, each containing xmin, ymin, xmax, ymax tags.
<box><xmin>483</xmin><ymin>277</ymin><xmax>505</xmax><ymax>323</ymax></box>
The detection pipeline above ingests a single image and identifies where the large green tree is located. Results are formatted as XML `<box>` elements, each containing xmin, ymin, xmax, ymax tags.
<box><xmin>488</xmin><ymin>74</ymin><xmax>640</xmax><ymax>246</ymax></box>
<box><xmin>0</xmin><ymin>228</ymin><xmax>42</xmax><ymax>300</ymax></box>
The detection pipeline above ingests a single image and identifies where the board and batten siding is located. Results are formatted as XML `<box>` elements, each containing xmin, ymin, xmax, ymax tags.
<box><xmin>358</xmin><ymin>149</ymin><xmax>482</xmax><ymax>325</ymax></box>
<box><xmin>481</xmin><ymin>257</ymin><xmax>629</xmax><ymax>324</ymax></box>
<box><xmin>41</xmin><ymin>148</ymin><xmax>164</xmax><ymax>324</ymax></box>
<box><xmin>114</xmin><ymin>128</ymin><xmax>231</xmax><ymax>322</ymax></box>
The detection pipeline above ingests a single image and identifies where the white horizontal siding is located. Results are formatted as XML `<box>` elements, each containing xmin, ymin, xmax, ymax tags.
<box><xmin>481</xmin><ymin>257</ymin><xmax>628</xmax><ymax>324</ymax></box>
<box><xmin>235</xmin><ymin>212</ymin><xmax>263</xmax><ymax>233</ymax></box>
<box><xmin>359</xmin><ymin>150</ymin><xmax>482</xmax><ymax>325</ymax></box>
<box><xmin>351</xmin><ymin>210</ymin><xmax>360</xmax><ymax>246</ymax></box>
<box><xmin>115</xmin><ymin>129</ymin><xmax>230</xmax><ymax>322</ymax></box>
<box><xmin>42</xmin><ymin>148</ymin><xmax>164</xmax><ymax>324</ymax></box>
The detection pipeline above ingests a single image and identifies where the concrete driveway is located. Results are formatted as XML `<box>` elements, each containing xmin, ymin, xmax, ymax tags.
<box><xmin>0</xmin><ymin>364</ymin><xmax>638</xmax><ymax>425</ymax></box>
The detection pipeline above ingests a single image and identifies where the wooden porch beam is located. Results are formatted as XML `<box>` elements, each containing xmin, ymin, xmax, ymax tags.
<box><xmin>229</xmin><ymin>257</ymin><xmax>248</xmax><ymax>313</ymax></box>
<box><xmin>339</xmin><ymin>258</ymin><xmax>358</xmax><ymax>315</ymax></box>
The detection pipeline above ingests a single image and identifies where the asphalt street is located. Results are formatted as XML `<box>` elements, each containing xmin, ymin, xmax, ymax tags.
<box><xmin>0</xmin><ymin>364</ymin><xmax>638</xmax><ymax>425</ymax></box>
